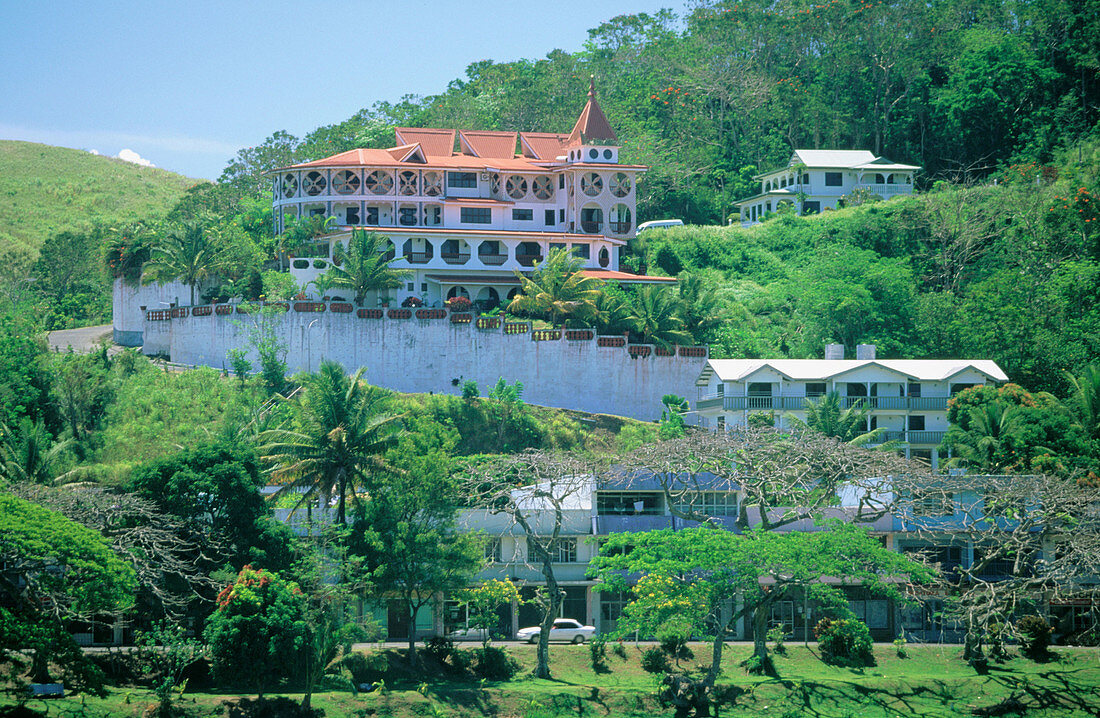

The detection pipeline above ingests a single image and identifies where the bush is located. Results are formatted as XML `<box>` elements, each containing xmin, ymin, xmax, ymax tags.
<box><xmin>612</xmin><ymin>641</ymin><xmax>628</xmax><ymax>660</ymax></box>
<box><xmin>472</xmin><ymin>646</ymin><xmax>518</xmax><ymax>680</ymax></box>
<box><xmin>814</xmin><ymin>618</ymin><xmax>875</xmax><ymax>667</ymax></box>
<box><xmin>1017</xmin><ymin>615</ymin><xmax>1053</xmax><ymax>659</ymax></box>
<box><xmin>461</xmin><ymin>380</ymin><xmax>479</xmax><ymax>400</ymax></box>
<box><xmin>223</xmin><ymin>696</ymin><xmax>323</xmax><ymax>718</ymax></box>
<box><xmin>445</xmin><ymin>296</ymin><xmax>473</xmax><ymax>312</ymax></box>
<box><xmin>767</xmin><ymin>625</ymin><xmax>787</xmax><ymax>656</ymax></box>
<box><xmin>893</xmin><ymin>637</ymin><xmax>908</xmax><ymax>658</ymax></box>
<box><xmin>342</xmin><ymin>651</ymin><xmax>388</xmax><ymax>686</ymax></box>
<box><xmin>425</xmin><ymin>636</ymin><xmax>455</xmax><ymax>664</ymax></box>
<box><xmin>588</xmin><ymin>636</ymin><xmax>608</xmax><ymax>672</ymax></box>
<box><xmin>641</xmin><ymin>647</ymin><xmax>670</xmax><ymax>674</ymax></box>
<box><xmin>657</xmin><ymin>627</ymin><xmax>693</xmax><ymax>663</ymax></box>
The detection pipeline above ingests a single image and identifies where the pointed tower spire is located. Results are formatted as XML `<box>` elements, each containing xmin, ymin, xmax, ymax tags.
<box><xmin>567</xmin><ymin>76</ymin><xmax>617</xmax><ymax>147</ymax></box>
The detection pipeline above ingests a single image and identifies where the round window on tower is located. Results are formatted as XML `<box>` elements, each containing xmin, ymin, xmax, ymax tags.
<box><xmin>581</xmin><ymin>172</ymin><xmax>603</xmax><ymax>197</ymax></box>
<box><xmin>281</xmin><ymin>173</ymin><xmax>298</xmax><ymax>198</ymax></box>
<box><xmin>303</xmin><ymin>171</ymin><xmax>326</xmax><ymax>196</ymax></box>
<box><xmin>589</xmin><ymin>148</ymin><xmax>599</xmax><ymax>160</ymax></box>
<box><xmin>609</xmin><ymin>172</ymin><xmax>631</xmax><ymax>198</ymax></box>
<box><xmin>332</xmin><ymin>170</ymin><xmax>360</xmax><ymax>195</ymax></box>
<box><xmin>603</xmin><ymin>149</ymin><xmax>613</xmax><ymax>160</ymax></box>
<box><xmin>505</xmin><ymin>175</ymin><xmax>528</xmax><ymax>200</ymax></box>
<box><xmin>532</xmin><ymin>175</ymin><xmax>554</xmax><ymax>200</ymax></box>
<box><xmin>364</xmin><ymin>170</ymin><xmax>394</xmax><ymax>195</ymax></box>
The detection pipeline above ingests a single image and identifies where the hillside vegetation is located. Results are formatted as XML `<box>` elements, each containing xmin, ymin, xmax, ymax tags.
<box><xmin>0</xmin><ymin>140</ymin><xmax>197</xmax><ymax>253</ymax></box>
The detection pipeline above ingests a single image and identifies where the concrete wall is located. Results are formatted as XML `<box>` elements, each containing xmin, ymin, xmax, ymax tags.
<box><xmin>144</xmin><ymin>306</ymin><xmax>708</xmax><ymax>422</ymax></box>
<box><xmin>112</xmin><ymin>278</ymin><xmax>206</xmax><ymax>346</ymax></box>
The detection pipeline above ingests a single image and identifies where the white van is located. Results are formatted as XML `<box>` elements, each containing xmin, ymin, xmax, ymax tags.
<box><xmin>637</xmin><ymin>219</ymin><xmax>684</xmax><ymax>233</ymax></box>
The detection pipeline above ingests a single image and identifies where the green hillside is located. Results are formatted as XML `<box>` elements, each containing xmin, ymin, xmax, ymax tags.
<box><xmin>0</xmin><ymin>140</ymin><xmax>198</xmax><ymax>253</ymax></box>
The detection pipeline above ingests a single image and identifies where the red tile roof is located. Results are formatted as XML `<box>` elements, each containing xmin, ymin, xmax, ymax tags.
<box><xmin>580</xmin><ymin>270</ymin><xmax>677</xmax><ymax>283</ymax></box>
<box><xmin>394</xmin><ymin>128</ymin><xmax>456</xmax><ymax>157</ymax></box>
<box><xmin>519</xmin><ymin>132</ymin><xmax>571</xmax><ymax>160</ymax></box>
<box><xmin>567</xmin><ymin>79</ymin><xmax>618</xmax><ymax>147</ymax></box>
<box><xmin>459</xmin><ymin>130</ymin><xmax>518</xmax><ymax>159</ymax></box>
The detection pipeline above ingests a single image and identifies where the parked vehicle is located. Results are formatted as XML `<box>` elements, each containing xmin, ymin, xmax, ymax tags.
<box><xmin>446</xmin><ymin>626</ymin><xmax>491</xmax><ymax>642</ymax></box>
<box><xmin>637</xmin><ymin>219</ymin><xmax>684</xmax><ymax>232</ymax></box>
<box><xmin>516</xmin><ymin>618</ymin><xmax>596</xmax><ymax>644</ymax></box>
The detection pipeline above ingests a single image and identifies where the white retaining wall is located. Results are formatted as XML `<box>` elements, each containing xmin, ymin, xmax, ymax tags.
<box><xmin>113</xmin><ymin>278</ymin><xmax>208</xmax><ymax>346</ymax></box>
<box><xmin>142</xmin><ymin>306</ymin><xmax>708</xmax><ymax>423</ymax></box>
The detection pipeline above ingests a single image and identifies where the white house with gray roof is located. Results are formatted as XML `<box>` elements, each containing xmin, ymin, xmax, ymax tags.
<box><xmin>736</xmin><ymin>149</ymin><xmax>920</xmax><ymax>227</ymax></box>
<box><xmin>694</xmin><ymin>344</ymin><xmax>1008</xmax><ymax>467</ymax></box>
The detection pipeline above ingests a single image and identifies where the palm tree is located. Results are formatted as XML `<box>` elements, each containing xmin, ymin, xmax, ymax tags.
<box><xmin>328</xmin><ymin>230</ymin><xmax>410</xmax><ymax>306</ymax></box>
<box><xmin>677</xmin><ymin>274</ymin><xmax>727</xmax><ymax>344</ymax></box>
<box><xmin>508</xmin><ymin>247</ymin><xmax>604</xmax><ymax>326</ymax></box>
<box><xmin>789</xmin><ymin>391</ymin><xmax>881</xmax><ymax>445</ymax></box>
<box><xmin>310</xmin><ymin>271</ymin><xmax>342</xmax><ymax>300</ymax></box>
<box><xmin>1065</xmin><ymin>363</ymin><xmax>1100</xmax><ymax>443</ymax></box>
<box><xmin>592</xmin><ymin>289</ymin><xmax>638</xmax><ymax>336</ymax></box>
<box><xmin>259</xmin><ymin>361</ymin><xmax>403</xmax><ymax>524</ymax></box>
<box><xmin>143</xmin><ymin>221</ymin><xmax>226</xmax><ymax>305</ymax></box>
<box><xmin>0</xmin><ymin>418</ymin><xmax>72</xmax><ymax>484</ymax></box>
<box><xmin>945</xmin><ymin>402</ymin><xmax>1027</xmax><ymax>471</ymax></box>
<box><xmin>631</xmin><ymin>286</ymin><xmax>692</xmax><ymax>349</ymax></box>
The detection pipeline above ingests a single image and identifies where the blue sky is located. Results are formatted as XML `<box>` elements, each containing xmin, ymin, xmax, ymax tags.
<box><xmin>0</xmin><ymin>1</ymin><xmax>669</xmax><ymax>181</ymax></box>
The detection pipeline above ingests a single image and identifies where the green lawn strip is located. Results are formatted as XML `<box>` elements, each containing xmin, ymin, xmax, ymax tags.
<box><xmin>5</xmin><ymin>645</ymin><xmax>1099</xmax><ymax>717</ymax></box>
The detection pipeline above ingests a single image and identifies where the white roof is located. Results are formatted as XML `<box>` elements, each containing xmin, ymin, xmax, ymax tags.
<box><xmin>852</xmin><ymin>161</ymin><xmax>921</xmax><ymax>171</ymax></box>
<box><xmin>700</xmin><ymin>359</ymin><xmax>1009</xmax><ymax>385</ymax></box>
<box><xmin>792</xmin><ymin>149</ymin><xmax>876</xmax><ymax>168</ymax></box>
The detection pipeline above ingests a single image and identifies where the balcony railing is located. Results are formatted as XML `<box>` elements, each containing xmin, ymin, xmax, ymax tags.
<box><xmin>404</xmin><ymin>251</ymin><xmax>432</xmax><ymax>264</ymax></box>
<box><xmin>441</xmin><ymin>252</ymin><xmax>470</xmax><ymax>265</ymax></box>
<box><xmin>697</xmin><ymin>396</ymin><xmax>951</xmax><ymax>413</ymax></box>
<box><xmin>516</xmin><ymin>253</ymin><xmax>543</xmax><ymax>267</ymax></box>
<box><xmin>478</xmin><ymin>253</ymin><xmax>508</xmax><ymax>265</ymax></box>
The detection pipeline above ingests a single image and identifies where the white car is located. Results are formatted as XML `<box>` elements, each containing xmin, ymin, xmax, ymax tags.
<box><xmin>446</xmin><ymin>627</ymin><xmax>491</xmax><ymax>642</ymax></box>
<box><xmin>637</xmin><ymin>219</ymin><xmax>684</xmax><ymax>232</ymax></box>
<box><xmin>516</xmin><ymin>618</ymin><xmax>596</xmax><ymax>644</ymax></box>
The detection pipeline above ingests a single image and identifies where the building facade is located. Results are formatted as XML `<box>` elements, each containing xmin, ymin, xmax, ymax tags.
<box><xmin>694</xmin><ymin>344</ymin><xmax>1009</xmax><ymax>468</ymax></box>
<box><xmin>736</xmin><ymin>149</ymin><xmax>919</xmax><ymax>227</ymax></box>
<box><xmin>270</xmin><ymin>82</ymin><xmax>675</xmax><ymax>308</ymax></box>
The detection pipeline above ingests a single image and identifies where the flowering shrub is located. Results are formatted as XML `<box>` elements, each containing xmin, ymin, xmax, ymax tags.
<box><xmin>205</xmin><ymin>565</ymin><xmax>310</xmax><ymax>693</ymax></box>
<box><xmin>814</xmin><ymin>617</ymin><xmax>874</xmax><ymax>667</ymax></box>
<box><xmin>446</xmin><ymin>296</ymin><xmax>473</xmax><ymax>312</ymax></box>
<box><xmin>401</xmin><ymin>295</ymin><xmax>424</xmax><ymax>308</ymax></box>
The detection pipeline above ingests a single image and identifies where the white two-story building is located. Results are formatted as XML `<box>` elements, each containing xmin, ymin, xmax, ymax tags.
<box><xmin>269</xmin><ymin>81</ymin><xmax>675</xmax><ymax>308</ymax></box>
<box><xmin>737</xmin><ymin>149</ymin><xmax>920</xmax><ymax>227</ymax></box>
<box><xmin>694</xmin><ymin>344</ymin><xmax>1008</xmax><ymax>467</ymax></box>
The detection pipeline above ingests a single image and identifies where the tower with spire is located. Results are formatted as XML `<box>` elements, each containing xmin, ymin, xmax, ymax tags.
<box><xmin>564</xmin><ymin>78</ymin><xmax>620</xmax><ymax>165</ymax></box>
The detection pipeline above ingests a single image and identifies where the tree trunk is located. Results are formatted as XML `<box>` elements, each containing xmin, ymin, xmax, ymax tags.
<box><xmin>535</xmin><ymin>569</ymin><xmax>561</xmax><ymax>679</ymax></box>
<box><xmin>703</xmin><ymin>629</ymin><xmax>726</xmax><ymax>687</ymax></box>
<box><xmin>407</xmin><ymin>602</ymin><xmax>418</xmax><ymax>665</ymax></box>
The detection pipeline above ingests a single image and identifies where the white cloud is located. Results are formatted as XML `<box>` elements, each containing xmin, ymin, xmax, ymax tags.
<box><xmin>116</xmin><ymin>148</ymin><xmax>154</xmax><ymax>167</ymax></box>
<box><xmin>88</xmin><ymin>149</ymin><xmax>99</xmax><ymax>155</ymax></box>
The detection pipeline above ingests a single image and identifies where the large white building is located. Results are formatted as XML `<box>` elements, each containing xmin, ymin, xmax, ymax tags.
<box><xmin>736</xmin><ymin>149</ymin><xmax>920</xmax><ymax>227</ymax></box>
<box><xmin>270</xmin><ymin>81</ymin><xmax>675</xmax><ymax>308</ymax></box>
<box><xmin>694</xmin><ymin>344</ymin><xmax>1008</xmax><ymax>467</ymax></box>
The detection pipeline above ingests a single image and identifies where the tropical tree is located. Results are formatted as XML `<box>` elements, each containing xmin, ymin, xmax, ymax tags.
<box><xmin>1065</xmin><ymin>362</ymin><xmax>1100</xmax><ymax>446</ymax></box>
<box><xmin>309</xmin><ymin>271</ymin><xmax>342</xmax><ymax>300</ymax></box>
<box><xmin>592</xmin><ymin>286</ymin><xmax>638</xmax><ymax>336</ymax></box>
<box><xmin>677</xmin><ymin>273</ymin><xmax>726</xmax><ymax>343</ymax></box>
<box><xmin>789</xmin><ymin>390</ymin><xmax>880</xmax><ymax>445</ymax></box>
<box><xmin>328</xmin><ymin>230</ymin><xmax>410</xmax><ymax>306</ymax></box>
<box><xmin>508</xmin><ymin>247</ymin><xmax>603</xmax><ymax>325</ymax></box>
<box><xmin>631</xmin><ymin>285</ymin><xmax>692</xmax><ymax>349</ymax></box>
<box><xmin>0</xmin><ymin>417</ymin><xmax>71</xmax><ymax>484</ymax></box>
<box><xmin>143</xmin><ymin>221</ymin><xmax>227</xmax><ymax>306</ymax></box>
<box><xmin>260</xmin><ymin>361</ymin><xmax>402</xmax><ymax>524</ymax></box>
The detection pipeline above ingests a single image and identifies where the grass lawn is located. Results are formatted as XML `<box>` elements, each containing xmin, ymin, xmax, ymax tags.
<box><xmin>6</xmin><ymin>643</ymin><xmax>1100</xmax><ymax>717</ymax></box>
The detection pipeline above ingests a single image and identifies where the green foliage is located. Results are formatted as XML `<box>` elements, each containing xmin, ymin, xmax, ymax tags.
<box><xmin>134</xmin><ymin>620</ymin><xmax>204</xmax><ymax>713</ymax></box>
<box><xmin>814</xmin><ymin>618</ymin><xmax>875</xmax><ymax>668</ymax></box>
<box><xmin>1017</xmin><ymin>615</ymin><xmax>1053</xmax><ymax>660</ymax></box>
<box><xmin>460</xmin><ymin>580</ymin><xmax>521</xmax><ymax>649</ymax></box>
<box><xmin>461</xmin><ymin>380</ymin><xmax>479</xmax><ymax>400</ymax></box>
<box><xmin>205</xmin><ymin>565</ymin><xmax>310</xmax><ymax>694</ymax></box>
<box><xmin>329</xmin><ymin>230</ymin><xmax>411</xmax><ymax>306</ymax></box>
<box><xmin>767</xmin><ymin>625</ymin><xmax>787</xmax><ymax>657</ymax></box>
<box><xmin>508</xmin><ymin>248</ymin><xmax>603</xmax><ymax>326</ymax></box>
<box><xmin>894</xmin><ymin>637</ymin><xmax>909</xmax><ymax>659</ymax></box>
<box><xmin>143</xmin><ymin>220</ymin><xmax>231</xmax><ymax>306</ymax></box>
<box><xmin>470</xmin><ymin>646</ymin><xmax>519</xmax><ymax>681</ymax></box>
<box><xmin>588</xmin><ymin>636</ymin><xmax>608</xmax><ymax>673</ymax></box>
<box><xmin>640</xmin><ymin>647</ymin><xmax>670</xmax><ymax>674</ymax></box>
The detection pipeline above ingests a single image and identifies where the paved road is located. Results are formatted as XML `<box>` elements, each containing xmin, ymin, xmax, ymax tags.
<box><xmin>47</xmin><ymin>324</ymin><xmax>116</xmax><ymax>354</ymax></box>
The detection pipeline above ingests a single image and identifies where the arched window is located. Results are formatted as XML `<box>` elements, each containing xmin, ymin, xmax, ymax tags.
<box><xmin>476</xmin><ymin>287</ymin><xmax>500</xmax><ymax>309</ymax></box>
<box><xmin>447</xmin><ymin>286</ymin><xmax>469</xmax><ymax>299</ymax></box>
<box><xmin>580</xmin><ymin>204</ymin><xmax>604</xmax><ymax>233</ymax></box>
<box><xmin>608</xmin><ymin>204</ymin><xmax>632</xmax><ymax>234</ymax></box>
<box><xmin>598</xmin><ymin>247</ymin><xmax>610</xmax><ymax>268</ymax></box>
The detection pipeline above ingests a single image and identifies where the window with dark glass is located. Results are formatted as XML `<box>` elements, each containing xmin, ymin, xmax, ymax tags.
<box><xmin>345</xmin><ymin>207</ymin><xmax>360</xmax><ymax>225</ymax></box>
<box><xmin>806</xmin><ymin>382</ymin><xmax>827</xmax><ymax>397</ymax></box>
<box><xmin>512</xmin><ymin>208</ymin><xmax>533</xmax><ymax>221</ymax></box>
<box><xmin>545</xmin><ymin>209</ymin><xmax>555</xmax><ymax>225</ymax></box>
<box><xmin>572</xmin><ymin>244</ymin><xmax>590</xmax><ymax>259</ymax></box>
<box><xmin>447</xmin><ymin>172</ymin><xmax>477</xmax><ymax>188</ymax></box>
<box><xmin>365</xmin><ymin>206</ymin><xmax>379</xmax><ymax>225</ymax></box>
<box><xmin>907</xmin><ymin>383</ymin><xmax>921</xmax><ymax>397</ymax></box>
<box><xmin>398</xmin><ymin>206</ymin><xmax>417</xmax><ymax>226</ymax></box>
<box><xmin>460</xmin><ymin>207</ymin><xmax>491</xmax><ymax>224</ymax></box>
<box><xmin>908</xmin><ymin>415</ymin><xmax>926</xmax><ymax>431</ymax></box>
<box><xmin>825</xmin><ymin>172</ymin><xmax>843</xmax><ymax>186</ymax></box>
